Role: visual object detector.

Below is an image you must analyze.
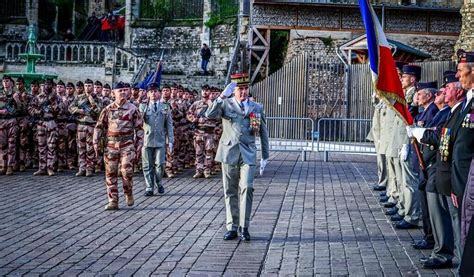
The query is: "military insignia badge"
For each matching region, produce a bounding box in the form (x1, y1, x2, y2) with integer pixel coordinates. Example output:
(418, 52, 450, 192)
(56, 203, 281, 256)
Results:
(439, 128, 452, 162)
(249, 112, 261, 135)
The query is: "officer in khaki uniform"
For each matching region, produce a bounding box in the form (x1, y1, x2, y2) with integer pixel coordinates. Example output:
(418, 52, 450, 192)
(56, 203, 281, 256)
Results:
(139, 83, 174, 196)
(205, 73, 270, 242)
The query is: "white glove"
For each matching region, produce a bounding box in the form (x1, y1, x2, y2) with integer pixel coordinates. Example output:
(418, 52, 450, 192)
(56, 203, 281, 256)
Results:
(259, 158, 268, 176)
(168, 143, 173, 153)
(221, 82, 237, 98)
(406, 126, 414, 138)
(400, 144, 409, 161)
(412, 128, 426, 142)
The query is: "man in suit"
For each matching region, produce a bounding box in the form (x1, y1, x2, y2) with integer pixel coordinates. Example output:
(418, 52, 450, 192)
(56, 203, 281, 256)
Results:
(139, 83, 174, 196)
(205, 73, 270, 242)
(410, 75, 465, 269)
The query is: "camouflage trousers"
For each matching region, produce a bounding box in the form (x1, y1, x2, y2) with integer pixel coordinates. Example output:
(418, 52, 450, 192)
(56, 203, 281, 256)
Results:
(27, 120, 39, 167)
(184, 127, 194, 168)
(17, 117, 29, 167)
(105, 142, 135, 204)
(77, 124, 95, 172)
(96, 137, 105, 171)
(0, 118, 18, 168)
(66, 123, 78, 168)
(37, 120, 58, 172)
(193, 131, 216, 174)
(165, 127, 182, 174)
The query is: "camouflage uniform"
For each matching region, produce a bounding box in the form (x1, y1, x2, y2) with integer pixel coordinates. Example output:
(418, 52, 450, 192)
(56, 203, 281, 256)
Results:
(129, 95, 144, 173)
(213, 120, 223, 173)
(0, 89, 19, 174)
(186, 99, 218, 178)
(62, 94, 78, 169)
(28, 91, 62, 175)
(69, 93, 102, 176)
(16, 89, 30, 171)
(167, 98, 186, 175)
(93, 100, 144, 209)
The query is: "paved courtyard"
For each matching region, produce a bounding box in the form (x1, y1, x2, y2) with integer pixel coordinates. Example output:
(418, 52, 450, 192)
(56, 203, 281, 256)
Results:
(0, 152, 458, 276)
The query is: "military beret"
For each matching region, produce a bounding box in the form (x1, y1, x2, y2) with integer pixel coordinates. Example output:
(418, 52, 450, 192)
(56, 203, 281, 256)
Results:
(132, 82, 139, 89)
(230, 72, 250, 86)
(31, 80, 39, 85)
(417, 81, 438, 91)
(123, 83, 131, 88)
(395, 61, 407, 72)
(16, 77, 24, 83)
(162, 84, 170, 89)
(457, 49, 474, 63)
(402, 65, 422, 82)
(114, 81, 125, 89)
(94, 80, 103, 86)
(104, 83, 111, 89)
(171, 83, 178, 88)
(441, 74, 459, 88)
(45, 78, 54, 85)
(147, 82, 159, 90)
(57, 80, 65, 86)
(84, 79, 93, 84)
(66, 82, 75, 88)
(76, 81, 84, 87)
(201, 84, 210, 90)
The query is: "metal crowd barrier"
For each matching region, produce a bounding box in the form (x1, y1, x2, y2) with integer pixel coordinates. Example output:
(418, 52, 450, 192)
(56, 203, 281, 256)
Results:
(258, 117, 315, 161)
(316, 118, 375, 161)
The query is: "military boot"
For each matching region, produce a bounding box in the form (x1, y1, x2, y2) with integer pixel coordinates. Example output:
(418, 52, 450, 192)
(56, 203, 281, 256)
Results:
(19, 164, 26, 172)
(85, 170, 94, 177)
(193, 171, 203, 178)
(0, 167, 5, 175)
(33, 170, 47, 176)
(204, 172, 212, 179)
(5, 167, 14, 176)
(165, 171, 175, 178)
(104, 202, 119, 210)
(47, 169, 56, 176)
(125, 194, 135, 207)
(76, 170, 86, 177)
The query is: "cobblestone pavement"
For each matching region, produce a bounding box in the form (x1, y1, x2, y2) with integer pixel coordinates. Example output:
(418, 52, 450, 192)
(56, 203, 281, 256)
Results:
(0, 152, 457, 276)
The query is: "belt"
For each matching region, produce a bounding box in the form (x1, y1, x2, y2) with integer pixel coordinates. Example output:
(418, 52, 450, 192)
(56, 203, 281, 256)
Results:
(197, 126, 214, 132)
(41, 117, 56, 121)
(78, 121, 96, 126)
(107, 134, 134, 142)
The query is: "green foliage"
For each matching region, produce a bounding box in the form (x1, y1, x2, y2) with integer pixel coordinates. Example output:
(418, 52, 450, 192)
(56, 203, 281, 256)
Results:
(205, 14, 224, 28)
(141, 0, 172, 21)
(269, 31, 289, 74)
(319, 36, 334, 48)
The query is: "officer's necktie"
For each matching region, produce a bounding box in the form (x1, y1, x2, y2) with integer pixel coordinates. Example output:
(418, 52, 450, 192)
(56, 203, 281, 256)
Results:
(154, 102, 157, 112)
(240, 102, 245, 113)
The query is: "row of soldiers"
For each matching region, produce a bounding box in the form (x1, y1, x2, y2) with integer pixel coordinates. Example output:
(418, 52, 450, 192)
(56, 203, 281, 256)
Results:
(369, 50, 474, 274)
(0, 76, 225, 180)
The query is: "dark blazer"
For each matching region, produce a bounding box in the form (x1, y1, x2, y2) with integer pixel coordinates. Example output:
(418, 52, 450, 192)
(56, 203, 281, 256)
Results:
(461, 159, 474, 250)
(451, 98, 474, 197)
(422, 104, 463, 196)
(416, 102, 439, 128)
(419, 106, 449, 192)
(460, 212, 474, 277)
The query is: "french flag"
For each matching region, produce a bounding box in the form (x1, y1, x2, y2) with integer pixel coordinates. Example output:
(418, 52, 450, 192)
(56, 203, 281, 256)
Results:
(358, 0, 413, 125)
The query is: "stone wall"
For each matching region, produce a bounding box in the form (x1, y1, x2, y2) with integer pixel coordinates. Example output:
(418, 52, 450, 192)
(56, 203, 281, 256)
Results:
(455, 3, 474, 54)
(252, 4, 461, 34)
(408, 37, 457, 61)
(130, 23, 236, 79)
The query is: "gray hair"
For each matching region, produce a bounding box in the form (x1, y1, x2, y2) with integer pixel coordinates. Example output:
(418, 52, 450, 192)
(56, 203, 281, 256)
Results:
(420, 88, 437, 99)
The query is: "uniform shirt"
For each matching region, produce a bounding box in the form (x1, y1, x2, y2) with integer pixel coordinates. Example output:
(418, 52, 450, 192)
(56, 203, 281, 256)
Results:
(28, 92, 62, 120)
(68, 93, 102, 124)
(93, 100, 144, 149)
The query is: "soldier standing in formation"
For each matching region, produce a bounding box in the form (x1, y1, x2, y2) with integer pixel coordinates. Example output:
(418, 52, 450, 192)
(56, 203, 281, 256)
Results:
(69, 79, 102, 177)
(29, 79, 62, 176)
(187, 84, 218, 178)
(0, 76, 20, 175)
(93, 82, 144, 210)
(140, 83, 174, 196)
(15, 77, 30, 172)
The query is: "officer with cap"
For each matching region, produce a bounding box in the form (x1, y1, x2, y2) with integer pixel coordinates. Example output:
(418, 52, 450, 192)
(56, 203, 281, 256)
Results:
(140, 83, 174, 196)
(205, 73, 270, 241)
(0, 76, 20, 175)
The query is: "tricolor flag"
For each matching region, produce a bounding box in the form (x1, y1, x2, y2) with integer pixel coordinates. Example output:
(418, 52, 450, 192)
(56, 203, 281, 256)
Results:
(358, 0, 413, 125)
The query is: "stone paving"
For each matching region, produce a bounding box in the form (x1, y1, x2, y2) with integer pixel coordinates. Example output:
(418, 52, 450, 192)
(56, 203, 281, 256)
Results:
(0, 152, 457, 276)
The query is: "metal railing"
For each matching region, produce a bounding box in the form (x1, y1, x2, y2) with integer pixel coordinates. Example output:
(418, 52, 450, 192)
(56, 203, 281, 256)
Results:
(263, 117, 315, 161)
(316, 118, 375, 161)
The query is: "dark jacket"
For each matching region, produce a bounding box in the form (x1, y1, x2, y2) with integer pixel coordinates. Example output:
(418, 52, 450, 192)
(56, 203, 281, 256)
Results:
(200, 47, 211, 60)
(460, 211, 474, 276)
(422, 104, 463, 196)
(451, 97, 474, 197)
(419, 106, 449, 192)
